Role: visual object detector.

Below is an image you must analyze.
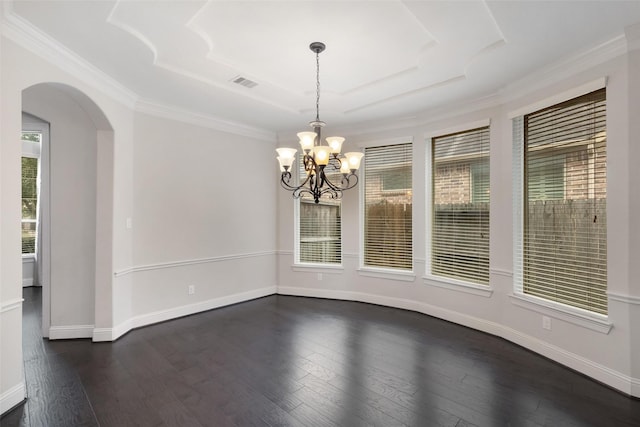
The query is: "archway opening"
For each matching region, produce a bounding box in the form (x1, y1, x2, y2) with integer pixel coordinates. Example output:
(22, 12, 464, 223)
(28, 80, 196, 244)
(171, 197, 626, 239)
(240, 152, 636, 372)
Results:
(21, 82, 114, 339)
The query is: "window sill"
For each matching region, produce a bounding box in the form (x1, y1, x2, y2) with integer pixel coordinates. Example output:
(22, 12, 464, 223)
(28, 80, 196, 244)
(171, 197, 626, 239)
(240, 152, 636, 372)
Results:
(509, 293, 613, 334)
(357, 267, 415, 282)
(292, 263, 344, 274)
(423, 274, 493, 298)
(22, 254, 35, 260)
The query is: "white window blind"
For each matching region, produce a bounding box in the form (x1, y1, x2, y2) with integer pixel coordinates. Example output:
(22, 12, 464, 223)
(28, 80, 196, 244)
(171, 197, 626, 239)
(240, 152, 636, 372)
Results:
(518, 88, 607, 315)
(513, 117, 524, 294)
(297, 155, 342, 264)
(431, 127, 490, 285)
(363, 143, 412, 270)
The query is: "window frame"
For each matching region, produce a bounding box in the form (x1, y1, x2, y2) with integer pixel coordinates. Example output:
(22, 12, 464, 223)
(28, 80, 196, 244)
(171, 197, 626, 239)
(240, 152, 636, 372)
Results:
(21, 131, 43, 257)
(511, 84, 612, 332)
(430, 126, 491, 286)
(358, 137, 415, 281)
(293, 152, 344, 268)
(423, 120, 493, 297)
(296, 198, 343, 266)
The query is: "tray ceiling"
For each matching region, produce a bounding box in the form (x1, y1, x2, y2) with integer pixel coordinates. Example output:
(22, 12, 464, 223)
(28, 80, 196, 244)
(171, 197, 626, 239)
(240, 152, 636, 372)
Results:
(5, 0, 640, 133)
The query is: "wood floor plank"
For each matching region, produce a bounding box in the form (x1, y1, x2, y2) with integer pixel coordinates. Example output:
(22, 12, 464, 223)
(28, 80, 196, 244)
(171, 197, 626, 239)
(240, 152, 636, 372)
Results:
(4, 288, 640, 427)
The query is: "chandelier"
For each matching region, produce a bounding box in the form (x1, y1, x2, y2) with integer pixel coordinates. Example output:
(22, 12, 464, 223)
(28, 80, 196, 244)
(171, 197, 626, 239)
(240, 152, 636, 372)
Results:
(276, 42, 364, 204)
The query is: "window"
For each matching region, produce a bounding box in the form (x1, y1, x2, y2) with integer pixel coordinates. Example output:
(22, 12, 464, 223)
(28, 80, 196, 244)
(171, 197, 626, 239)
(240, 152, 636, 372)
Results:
(363, 143, 412, 270)
(431, 127, 490, 285)
(515, 88, 607, 315)
(297, 156, 342, 264)
(21, 131, 42, 255)
(299, 199, 341, 264)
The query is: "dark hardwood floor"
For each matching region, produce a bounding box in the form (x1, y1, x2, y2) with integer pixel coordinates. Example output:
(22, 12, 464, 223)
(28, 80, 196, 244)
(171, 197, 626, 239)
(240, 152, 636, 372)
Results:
(2, 287, 639, 427)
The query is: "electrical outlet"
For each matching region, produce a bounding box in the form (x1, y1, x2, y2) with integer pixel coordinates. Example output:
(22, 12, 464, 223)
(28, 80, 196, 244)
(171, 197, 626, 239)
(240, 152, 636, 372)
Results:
(188, 285, 195, 295)
(542, 316, 552, 330)
(317, 273, 323, 281)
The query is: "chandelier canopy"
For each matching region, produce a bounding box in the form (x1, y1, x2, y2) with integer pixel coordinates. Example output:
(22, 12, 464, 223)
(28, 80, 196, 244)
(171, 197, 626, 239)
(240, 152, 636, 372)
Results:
(277, 42, 364, 204)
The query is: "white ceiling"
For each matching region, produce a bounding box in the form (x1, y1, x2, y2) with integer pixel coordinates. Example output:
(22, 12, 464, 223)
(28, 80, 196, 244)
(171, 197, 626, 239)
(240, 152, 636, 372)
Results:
(6, 0, 640, 134)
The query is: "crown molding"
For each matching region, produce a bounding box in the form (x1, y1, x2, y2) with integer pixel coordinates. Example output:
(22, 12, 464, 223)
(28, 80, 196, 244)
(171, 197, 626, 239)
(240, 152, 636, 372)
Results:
(415, 93, 501, 128)
(335, 32, 627, 138)
(2, 2, 634, 144)
(2, 3, 276, 142)
(499, 34, 627, 105)
(508, 78, 606, 119)
(1, 3, 138, 108)
(135, 99, 275, 142)
(333, 92, 501, 139)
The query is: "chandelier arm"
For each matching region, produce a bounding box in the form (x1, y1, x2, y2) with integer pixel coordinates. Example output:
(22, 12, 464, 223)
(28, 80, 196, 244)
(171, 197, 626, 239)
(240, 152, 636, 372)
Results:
(280, 176, 301, 192)
(318, 173, 342, 193)
(293, 187, 315, 199)
(318, 168, 359, 192)
(340, 173, 359, 190)
(279, 171, 294, 188)
(282, 178, 318, 201)
(280, 171, 313, 192)
(318, 186, 342, 200)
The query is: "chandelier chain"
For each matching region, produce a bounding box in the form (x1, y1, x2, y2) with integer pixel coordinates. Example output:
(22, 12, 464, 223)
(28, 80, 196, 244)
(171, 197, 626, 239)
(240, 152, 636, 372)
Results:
(315, 49, 321, 122)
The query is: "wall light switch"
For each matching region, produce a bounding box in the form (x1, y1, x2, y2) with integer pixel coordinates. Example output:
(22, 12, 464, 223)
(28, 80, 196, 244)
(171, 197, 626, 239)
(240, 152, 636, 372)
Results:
(542, 316, 552, 330)
(126, 217, 133, 229)
(317, 273, 323, 281)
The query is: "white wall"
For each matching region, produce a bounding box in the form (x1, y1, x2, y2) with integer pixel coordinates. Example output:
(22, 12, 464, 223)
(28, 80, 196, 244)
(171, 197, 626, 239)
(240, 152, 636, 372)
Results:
(108, 112, 278, 336)
(276, 44, 640, 396)
(626, 42, 640, 388)
(1, 20, 28, 413)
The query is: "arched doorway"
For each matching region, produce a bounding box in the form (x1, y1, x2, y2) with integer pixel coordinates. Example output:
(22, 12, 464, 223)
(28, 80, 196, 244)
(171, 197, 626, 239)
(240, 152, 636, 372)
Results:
(21, 82, 114, 339)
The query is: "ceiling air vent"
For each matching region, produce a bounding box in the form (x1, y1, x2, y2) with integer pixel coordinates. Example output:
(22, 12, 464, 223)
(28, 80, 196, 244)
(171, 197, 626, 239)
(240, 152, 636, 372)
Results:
(231, 76, 258, 89)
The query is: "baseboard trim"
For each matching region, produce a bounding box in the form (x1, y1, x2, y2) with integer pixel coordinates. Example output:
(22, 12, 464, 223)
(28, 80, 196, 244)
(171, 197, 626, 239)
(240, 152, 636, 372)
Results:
(93, 286, 277, 342)
(49, 324, 95, 340)
(0, 382, 26, 416)
(277, 286, 504, 334)
(500, 326, 636, 396)
(633, 377, 640, 397)
(276, 286, 639, 398)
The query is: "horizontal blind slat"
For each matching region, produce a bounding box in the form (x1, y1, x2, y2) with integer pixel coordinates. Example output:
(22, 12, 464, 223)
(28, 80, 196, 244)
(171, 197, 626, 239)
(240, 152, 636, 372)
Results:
(523, 88, 607, 314)
(299, 193, 341, 263)
(364, 143, 413, 270)
(432, 127, 490, 285)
